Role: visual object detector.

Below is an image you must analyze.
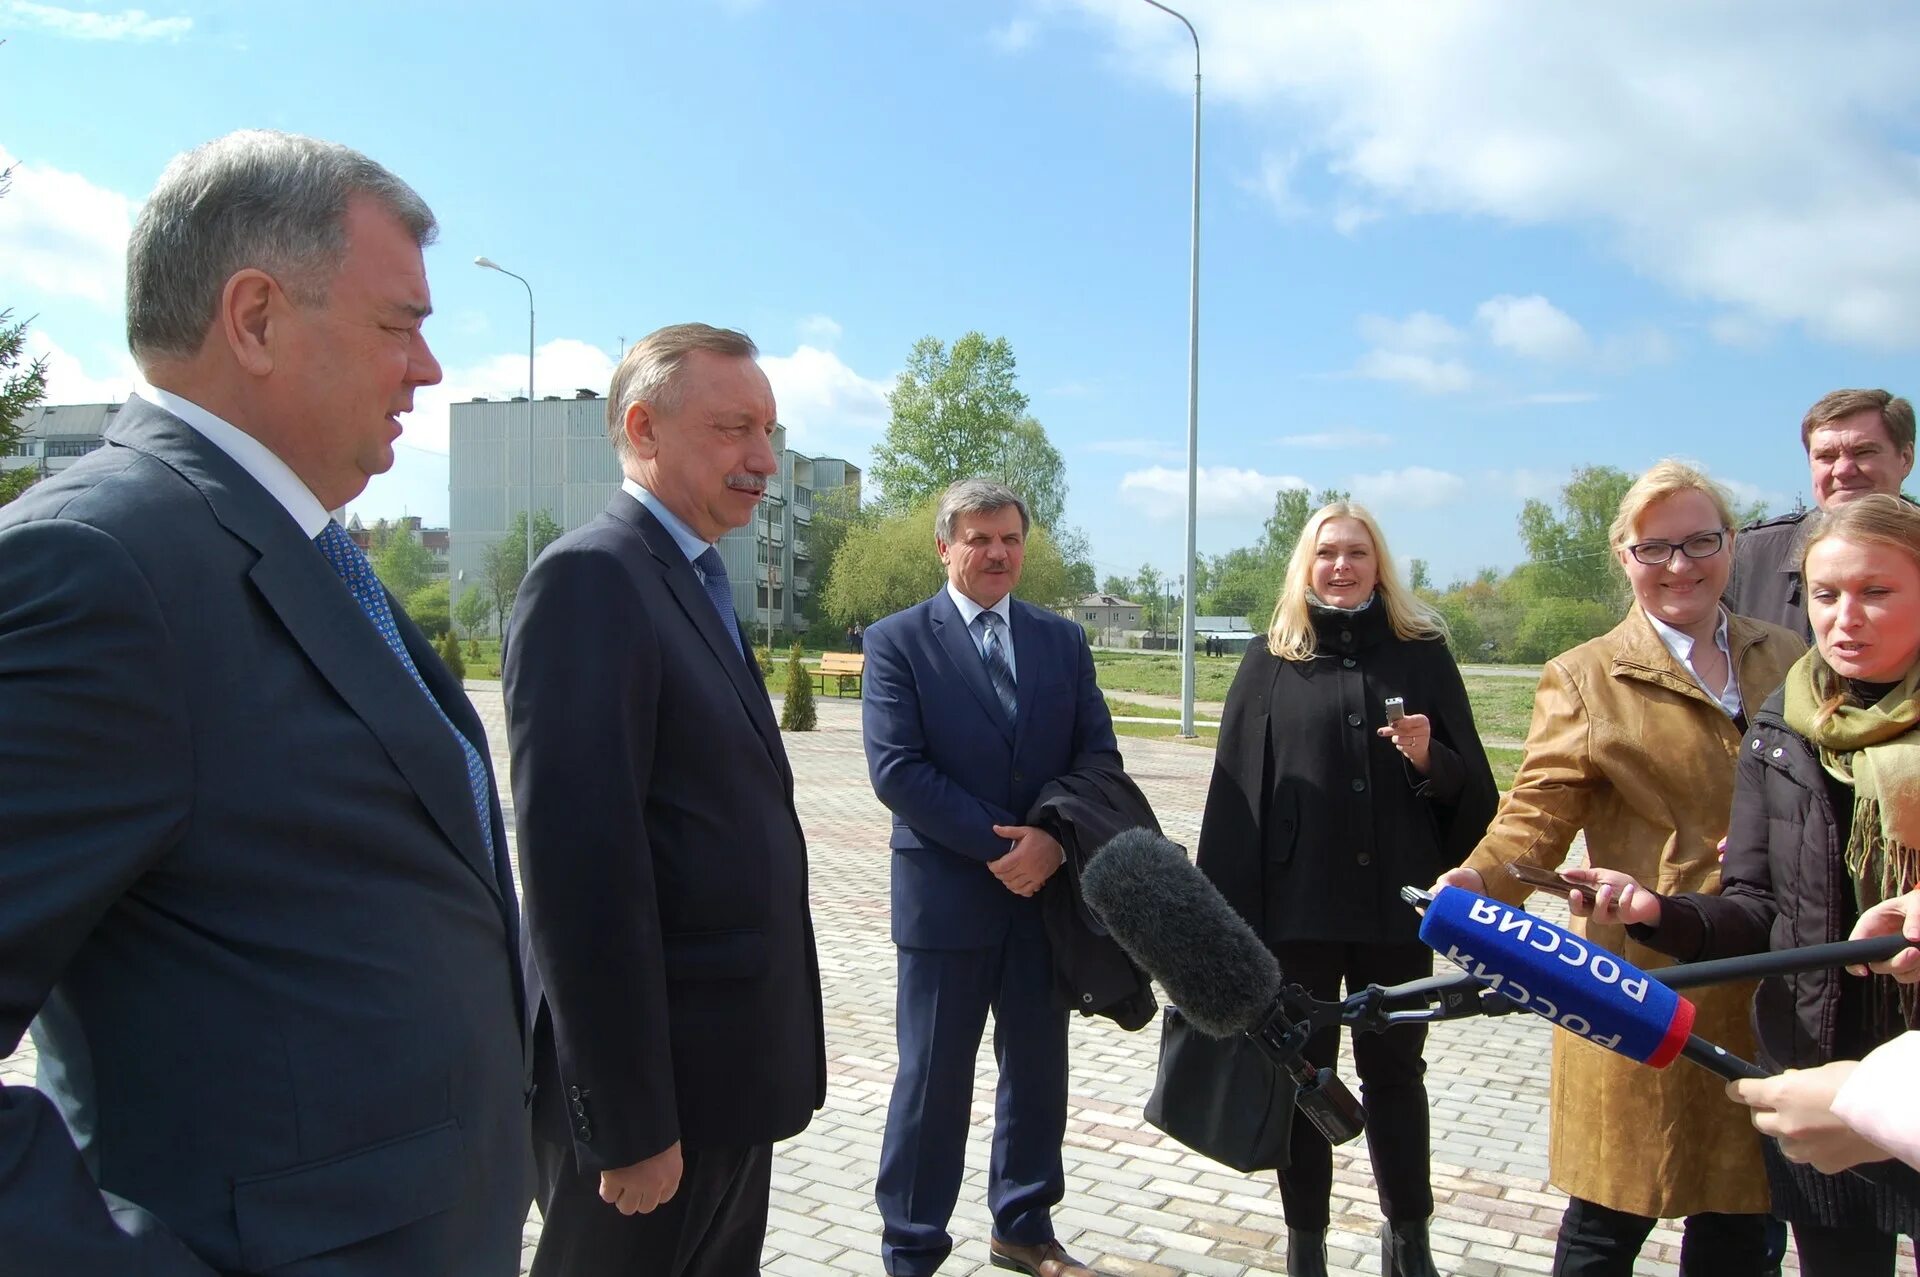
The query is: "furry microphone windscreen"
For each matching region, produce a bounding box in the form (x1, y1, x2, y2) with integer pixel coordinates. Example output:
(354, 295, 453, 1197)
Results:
(1080, 828, 1281, 1038)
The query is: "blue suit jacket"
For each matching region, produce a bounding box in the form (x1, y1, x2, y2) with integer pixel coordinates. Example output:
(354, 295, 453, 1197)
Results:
(862, 591, 1120, 949)
(0, 398, 531, 1275)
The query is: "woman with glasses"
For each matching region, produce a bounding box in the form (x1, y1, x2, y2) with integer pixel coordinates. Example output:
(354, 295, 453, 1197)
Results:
(1200, 501, 1498, 1277)
(1576, 494, 1920, 1275)
(1433, 460, 1805, 1277)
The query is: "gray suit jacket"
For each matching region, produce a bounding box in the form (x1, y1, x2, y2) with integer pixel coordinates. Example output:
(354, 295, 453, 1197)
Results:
(0, 397, 532, 1274)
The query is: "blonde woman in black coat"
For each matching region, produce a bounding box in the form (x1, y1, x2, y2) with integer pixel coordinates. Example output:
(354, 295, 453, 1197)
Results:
(1197, 502, 1498, 1277)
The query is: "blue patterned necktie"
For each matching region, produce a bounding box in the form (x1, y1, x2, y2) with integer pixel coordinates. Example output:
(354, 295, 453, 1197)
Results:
(976, 610, 1018, 723)
(314, 521, 497, 869)
(694, 546, 745, 660)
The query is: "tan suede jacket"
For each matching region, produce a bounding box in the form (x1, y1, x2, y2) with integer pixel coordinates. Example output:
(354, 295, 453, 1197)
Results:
(1462, 607, 1804, 1218)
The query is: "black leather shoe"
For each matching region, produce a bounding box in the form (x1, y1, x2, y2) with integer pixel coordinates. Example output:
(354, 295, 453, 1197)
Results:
(1381, 1219, 1442, 1277)
(1285, 1228, 1328, 1277)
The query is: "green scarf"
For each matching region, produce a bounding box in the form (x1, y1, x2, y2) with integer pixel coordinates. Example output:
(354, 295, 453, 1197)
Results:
(1781, 649, 1920, 914)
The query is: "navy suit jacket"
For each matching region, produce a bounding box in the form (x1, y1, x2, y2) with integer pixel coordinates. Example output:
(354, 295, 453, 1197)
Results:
(0, 397, 531, 1275)
(504, 494, 825, 1172)
(862, 590, 1120, 949)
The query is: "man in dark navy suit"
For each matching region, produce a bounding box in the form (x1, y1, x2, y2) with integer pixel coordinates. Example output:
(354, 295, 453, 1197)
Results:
(0, 131, 530, 1274)
(863, 479, 1120, 1277)
(505, 324, 824, 1277)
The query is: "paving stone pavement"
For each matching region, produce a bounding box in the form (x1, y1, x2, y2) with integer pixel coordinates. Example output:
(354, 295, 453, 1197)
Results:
(14, 684, 1907, 1274)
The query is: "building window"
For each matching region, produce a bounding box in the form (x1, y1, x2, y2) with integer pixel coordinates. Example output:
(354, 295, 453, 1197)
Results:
(45, 439, 103, 458)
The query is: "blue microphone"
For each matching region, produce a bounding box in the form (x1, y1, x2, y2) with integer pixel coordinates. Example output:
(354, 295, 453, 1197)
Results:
(1419, 886, 1762, 1079)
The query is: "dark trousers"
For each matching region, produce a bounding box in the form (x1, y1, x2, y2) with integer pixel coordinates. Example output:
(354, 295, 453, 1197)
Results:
(530, 1138, 772, 1277)
(1553, 1197, 1770, 1277)
(1789, 1220, 1900, 1277)
(877, 917, 1069, 1276)
(1267, 940, 1435, 1232)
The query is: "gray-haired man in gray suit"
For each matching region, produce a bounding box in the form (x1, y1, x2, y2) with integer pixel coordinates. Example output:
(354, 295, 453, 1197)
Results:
(0, 131, 532, 1274)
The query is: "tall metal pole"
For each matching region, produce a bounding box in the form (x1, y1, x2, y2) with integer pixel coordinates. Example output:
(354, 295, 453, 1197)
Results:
(1140, 0, 1201, 736)
(474, 257, 536, 569)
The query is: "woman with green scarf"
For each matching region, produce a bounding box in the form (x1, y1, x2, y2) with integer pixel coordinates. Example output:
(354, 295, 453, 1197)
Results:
(1575, 492, 1920, 1276)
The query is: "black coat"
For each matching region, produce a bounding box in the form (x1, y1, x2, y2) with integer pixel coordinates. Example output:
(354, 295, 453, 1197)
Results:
(1028, 764, 1160, 1030)
(1197, 602, 1498, 944)
(1639, 686, 1920, 1230)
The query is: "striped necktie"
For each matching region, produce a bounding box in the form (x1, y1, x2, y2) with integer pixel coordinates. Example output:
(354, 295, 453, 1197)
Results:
(314, 521, 497, 868)
(976, 610, 1018, 723)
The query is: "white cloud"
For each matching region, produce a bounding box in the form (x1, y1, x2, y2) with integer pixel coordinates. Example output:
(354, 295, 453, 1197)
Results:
(406, 337, 617, 454)
(1476, 293, 1589, 361)
(1118, 465, 1306, 520)
(796, 313, 843, 346)
(1357, 310, 1464, 352)
(0, 144, 135, 307)
(1347, 465, 1467, 511)
(23, 328, 141, 404)
(0, 1, 190, 40)
(989, 16, 1038, 52)
(1243, 150, 1306, 219)
(1279, 428, 1391, 449)
(1720, 476, 1795, 517)
(1353, 349, 1473, 394)
(1707, 312, 1777, 350)
(758, 344, 892, 454)
(1066, 1, 1920, 349)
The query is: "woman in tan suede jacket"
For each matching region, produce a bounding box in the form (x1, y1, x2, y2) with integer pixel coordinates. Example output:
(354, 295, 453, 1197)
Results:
(1434, 461, 1804, 1277)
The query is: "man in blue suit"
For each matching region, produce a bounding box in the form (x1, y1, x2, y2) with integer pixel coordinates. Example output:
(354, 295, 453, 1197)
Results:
(0, 131, 530, 1273)
(864, 479, 1121, 1277)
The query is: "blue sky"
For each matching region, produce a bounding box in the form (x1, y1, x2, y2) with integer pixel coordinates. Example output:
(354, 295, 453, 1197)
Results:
(4, 0, 1918, 589)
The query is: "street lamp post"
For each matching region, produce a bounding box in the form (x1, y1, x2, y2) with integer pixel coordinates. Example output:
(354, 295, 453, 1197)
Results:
(1139, 0, 1201, 737)
(474, 257, 536, 569)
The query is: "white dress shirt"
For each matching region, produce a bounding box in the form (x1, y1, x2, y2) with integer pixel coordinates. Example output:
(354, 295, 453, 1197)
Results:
(1646, 607, 1742, 720)
(945, 581, 1016, 682)
(621, 477, 719, 567)
(142, 389, 331, 537)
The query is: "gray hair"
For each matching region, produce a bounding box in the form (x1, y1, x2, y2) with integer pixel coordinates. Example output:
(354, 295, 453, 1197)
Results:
(606, 323, 759, 466)
(126, 130, 436, 363)
(935, 478, 1030, 542)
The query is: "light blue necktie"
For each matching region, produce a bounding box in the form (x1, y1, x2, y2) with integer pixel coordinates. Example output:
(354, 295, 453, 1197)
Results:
(976, 610, 1018, 723)
(314, 521, 497, 868)
(694, 546, 746, 660)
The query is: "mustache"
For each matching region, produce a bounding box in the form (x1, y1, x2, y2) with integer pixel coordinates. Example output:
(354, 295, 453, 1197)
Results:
(724, 475, 767, 493)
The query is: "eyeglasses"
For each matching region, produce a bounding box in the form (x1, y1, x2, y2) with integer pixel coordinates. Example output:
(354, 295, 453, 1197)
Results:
(1625, 530, 1729, 566)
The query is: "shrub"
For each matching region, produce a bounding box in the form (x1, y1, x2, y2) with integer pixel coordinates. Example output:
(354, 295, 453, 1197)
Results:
(436, 628, 466, 681)
(779, 641, 816, 731)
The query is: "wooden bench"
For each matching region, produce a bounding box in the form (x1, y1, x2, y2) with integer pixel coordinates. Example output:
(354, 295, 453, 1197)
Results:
(814, 651, 866, 697)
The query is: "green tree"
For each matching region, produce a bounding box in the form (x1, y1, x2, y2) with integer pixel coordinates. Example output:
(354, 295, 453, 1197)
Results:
(1100, 574, 1133, 599)
(800, 484, 866, 627)
(1262, 485, 1352, 564)
(779, 642, 817, 731)
(1511, 597, 1617, 663)
(1516, 466, 1635, 608)
(372, 529, 435, 602)
(1201, 545, 1281, 622)
(454, 584, 492, 639)
(1052, 524, 1097, 597)
(822, 498, 1075, 625)
(480, 509, 564, 635)
(1409, 558, 1433, 594)
(868, 333, 1068, 530)
(0, 167, 49, 509)
(405, 577, 451, 640)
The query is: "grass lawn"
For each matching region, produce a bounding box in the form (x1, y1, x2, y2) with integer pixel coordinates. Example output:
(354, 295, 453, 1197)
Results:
(1092, 650, 1245, 701)
(1462, 675, 1540, 740)
(1485, 746, 1526, 791)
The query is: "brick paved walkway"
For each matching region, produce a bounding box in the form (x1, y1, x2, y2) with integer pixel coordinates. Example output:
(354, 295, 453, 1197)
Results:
(15, 685, 1895, 1274)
